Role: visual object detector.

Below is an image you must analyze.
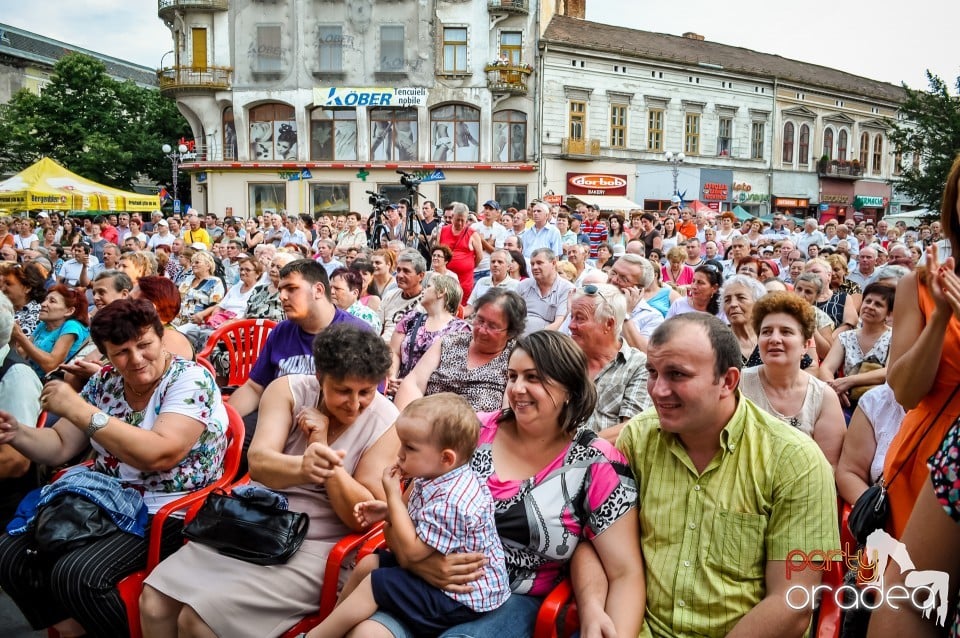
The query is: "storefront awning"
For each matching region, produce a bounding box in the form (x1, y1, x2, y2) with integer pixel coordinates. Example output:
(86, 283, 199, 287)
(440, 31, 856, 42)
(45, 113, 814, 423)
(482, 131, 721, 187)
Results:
(569, 195, 643, 211)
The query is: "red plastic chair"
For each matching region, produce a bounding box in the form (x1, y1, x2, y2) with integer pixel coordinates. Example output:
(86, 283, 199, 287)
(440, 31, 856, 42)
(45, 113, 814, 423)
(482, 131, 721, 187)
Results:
(813, 499, 854, 638)
(534, 580, 580, 638)
(196, 318, 277, 390)
(280, 522, 387, 637)
(47, 403, 245, 638)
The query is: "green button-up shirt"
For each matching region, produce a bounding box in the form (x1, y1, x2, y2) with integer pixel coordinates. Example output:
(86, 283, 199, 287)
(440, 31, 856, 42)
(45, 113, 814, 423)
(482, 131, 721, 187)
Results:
(617, 394, 838, 638)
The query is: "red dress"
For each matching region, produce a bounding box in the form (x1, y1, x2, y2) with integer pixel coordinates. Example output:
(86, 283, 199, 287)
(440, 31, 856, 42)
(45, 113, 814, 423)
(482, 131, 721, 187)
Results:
(439, 225, 476, 305)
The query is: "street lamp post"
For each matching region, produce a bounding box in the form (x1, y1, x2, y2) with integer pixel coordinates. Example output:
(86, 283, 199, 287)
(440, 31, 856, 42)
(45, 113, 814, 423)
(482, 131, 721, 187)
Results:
(664, 150, 685, 199)
(162, 143, 189, 211)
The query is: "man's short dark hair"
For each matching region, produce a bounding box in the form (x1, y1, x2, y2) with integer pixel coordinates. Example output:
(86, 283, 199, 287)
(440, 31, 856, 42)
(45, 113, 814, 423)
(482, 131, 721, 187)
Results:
(279, 259, 331, 300)
(649, 314, 742, 382)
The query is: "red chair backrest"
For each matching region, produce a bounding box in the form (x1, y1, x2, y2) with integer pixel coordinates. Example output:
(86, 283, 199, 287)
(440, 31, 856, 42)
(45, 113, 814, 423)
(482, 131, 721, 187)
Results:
(197, 318, 277, 387)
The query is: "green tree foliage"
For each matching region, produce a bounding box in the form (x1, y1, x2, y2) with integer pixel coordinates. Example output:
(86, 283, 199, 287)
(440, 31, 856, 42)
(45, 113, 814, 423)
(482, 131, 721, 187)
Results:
(0, 53, 189, 190)
(888, 71, 960, 211)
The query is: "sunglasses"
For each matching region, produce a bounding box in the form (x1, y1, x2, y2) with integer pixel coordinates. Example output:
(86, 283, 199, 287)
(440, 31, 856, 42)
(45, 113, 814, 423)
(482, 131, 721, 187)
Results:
(582, 283, 616, 307)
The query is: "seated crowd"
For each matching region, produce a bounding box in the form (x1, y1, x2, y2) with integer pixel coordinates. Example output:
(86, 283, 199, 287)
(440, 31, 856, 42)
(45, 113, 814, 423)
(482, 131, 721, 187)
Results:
(1, 156, 960, 638)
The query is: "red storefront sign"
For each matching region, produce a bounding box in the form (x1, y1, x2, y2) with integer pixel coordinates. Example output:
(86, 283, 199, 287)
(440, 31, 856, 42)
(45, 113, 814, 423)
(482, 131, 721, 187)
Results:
(702, 182, 729, 201)
(566, 173, 628, 196)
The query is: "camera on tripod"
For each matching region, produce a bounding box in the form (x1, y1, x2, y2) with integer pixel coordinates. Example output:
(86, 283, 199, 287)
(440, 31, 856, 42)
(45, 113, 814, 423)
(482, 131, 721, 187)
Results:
(367, 191, 390, 208)
(397, 170, 422, 190)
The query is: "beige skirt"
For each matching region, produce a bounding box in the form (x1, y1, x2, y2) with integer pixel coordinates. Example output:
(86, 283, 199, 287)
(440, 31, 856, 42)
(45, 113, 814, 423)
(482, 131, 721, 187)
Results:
(145, 538, 344, 637)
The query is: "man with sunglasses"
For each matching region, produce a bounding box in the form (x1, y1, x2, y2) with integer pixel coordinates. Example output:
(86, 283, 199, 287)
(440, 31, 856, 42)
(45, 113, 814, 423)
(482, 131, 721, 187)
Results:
(568, 282, 651, 444)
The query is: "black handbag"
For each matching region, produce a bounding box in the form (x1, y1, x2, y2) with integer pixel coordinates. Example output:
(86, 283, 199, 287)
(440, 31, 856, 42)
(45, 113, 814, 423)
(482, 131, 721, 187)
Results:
(847, 384, 960, 545)
(182, 488, 309, 565)
(32, 492, 121, 555)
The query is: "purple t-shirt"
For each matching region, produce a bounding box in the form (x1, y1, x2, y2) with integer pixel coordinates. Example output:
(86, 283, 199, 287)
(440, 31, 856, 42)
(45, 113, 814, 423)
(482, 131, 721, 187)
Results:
(248, 308, 370, 388)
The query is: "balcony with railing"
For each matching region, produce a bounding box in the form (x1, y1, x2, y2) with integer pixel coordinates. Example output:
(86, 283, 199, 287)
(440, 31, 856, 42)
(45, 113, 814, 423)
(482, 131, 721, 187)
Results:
(561, 138, 601, 159)
(488, 0, 529, 14)
(158, 0, 228, 22)
(484, 63, 532, 96)
(818, 160, 864, 179)
(158, 65, 232, 96)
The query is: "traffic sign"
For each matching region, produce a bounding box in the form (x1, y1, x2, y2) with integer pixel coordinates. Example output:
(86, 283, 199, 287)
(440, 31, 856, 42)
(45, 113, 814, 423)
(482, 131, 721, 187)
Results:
(173, 199, 181, 213)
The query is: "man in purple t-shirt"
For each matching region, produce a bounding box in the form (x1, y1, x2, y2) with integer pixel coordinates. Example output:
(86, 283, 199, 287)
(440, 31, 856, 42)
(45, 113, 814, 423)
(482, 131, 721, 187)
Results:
(228, 260, 370, 459)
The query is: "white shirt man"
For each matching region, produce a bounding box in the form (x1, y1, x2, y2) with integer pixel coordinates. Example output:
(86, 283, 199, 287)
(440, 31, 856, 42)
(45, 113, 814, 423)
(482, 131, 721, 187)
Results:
(848, 246, 879, 288)
(315, 239, 344, 277)
(59, 243, 100, 287)
(464, 250, 519, 316)
(796, 219, 827, 258)
(147, 220, 175, 249)
(471, 201, 510, 278)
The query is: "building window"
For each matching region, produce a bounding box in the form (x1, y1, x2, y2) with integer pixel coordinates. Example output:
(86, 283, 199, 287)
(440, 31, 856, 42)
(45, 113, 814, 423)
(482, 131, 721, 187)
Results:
(750, 122, 764, 160)
(822, 127, 834, 161)
(311, 184, 350, 215)
(254, 25, 283, 73)
(610, 104, 627, 149)
(495, 185, 527, 210)
(798, 124, 809, 165)
(222, 107, 238, 160)
(249, 103, 296, 161)
(569, 101, 585, 141)
(717, 117, 732, 156)
(499, 31, 522, 65)
(442, 27, 468, 74)
(860, 132, 870, 166)
(647, 108, 663, 151)
(782, 122, 794, 164)
(873, 134, 883, 174)
(439, 184, 478, 211)
(310, 108, 357, 161)
(249, 183, 286, 218)
(894, 151, 903, 176)
(317, 25, 343, 73)
(684, 113, 700, 155)
(493, 110, 526, 162)
(838, 129, 848, 161)
(370, 108, 418, 161)
(380, 25, 404, 72)
(430, 104, 480, 161)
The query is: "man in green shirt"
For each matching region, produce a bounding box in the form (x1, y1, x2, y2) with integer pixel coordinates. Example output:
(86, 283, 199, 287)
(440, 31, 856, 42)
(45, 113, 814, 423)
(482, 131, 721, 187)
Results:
(617, 313, 838, 638)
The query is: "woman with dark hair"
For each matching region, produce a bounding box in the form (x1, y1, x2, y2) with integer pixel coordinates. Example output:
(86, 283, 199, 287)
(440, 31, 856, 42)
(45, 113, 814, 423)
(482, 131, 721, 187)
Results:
(507, 249, 529, 280)
(606, 213, 628, 254)
(666, 262, 725, 320)
(395, 288, 525, 412)
(368, 330, 643, 638)
(349, 258, 382, 312)
(660, 216, 680, 253)
(329, 268, 382, 332)
(740, 291, 845, 468)
(1, 262, 47, 336)
(141, 324, 400, 638)
(429, 244, 454, 279)
(0, 298, 228, 637)
(11, 284, 89, 377)
(387, 274, 469, 395)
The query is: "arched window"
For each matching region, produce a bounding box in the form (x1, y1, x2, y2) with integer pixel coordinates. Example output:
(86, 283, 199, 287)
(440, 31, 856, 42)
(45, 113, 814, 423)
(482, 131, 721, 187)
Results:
(493, 110, 527, 162)
(873, 134, 883, 173)
(370, 108, 418, 161)
(860, 132, 870, 166)
(310, 108, 357, 160)
(822, 127, 834, 161)
(249, 103, 296, 161)
(222, 107, 237, 160)
(430, 104, 480, 161)
(798, 124, 809, 165)
(782, 122, 795, 164)
(837, 129, 848, 161)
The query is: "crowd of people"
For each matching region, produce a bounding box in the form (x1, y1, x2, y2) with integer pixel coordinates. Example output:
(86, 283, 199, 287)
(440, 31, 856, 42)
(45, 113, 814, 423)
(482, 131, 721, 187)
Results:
(0, 153, 959, 638)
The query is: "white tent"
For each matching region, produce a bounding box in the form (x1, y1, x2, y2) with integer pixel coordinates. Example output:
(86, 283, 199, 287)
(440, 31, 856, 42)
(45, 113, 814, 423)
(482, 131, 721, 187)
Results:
(884, 208, 934, 227)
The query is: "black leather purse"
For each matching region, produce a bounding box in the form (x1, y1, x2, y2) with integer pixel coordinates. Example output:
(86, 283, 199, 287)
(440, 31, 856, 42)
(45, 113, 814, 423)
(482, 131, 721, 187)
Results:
(183, 488, 309, 565)
(32, 493, 121, 555)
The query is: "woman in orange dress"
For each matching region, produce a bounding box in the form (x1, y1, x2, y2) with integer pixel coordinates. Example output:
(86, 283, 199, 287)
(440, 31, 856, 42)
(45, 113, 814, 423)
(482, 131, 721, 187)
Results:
(884, 153, 960, 537)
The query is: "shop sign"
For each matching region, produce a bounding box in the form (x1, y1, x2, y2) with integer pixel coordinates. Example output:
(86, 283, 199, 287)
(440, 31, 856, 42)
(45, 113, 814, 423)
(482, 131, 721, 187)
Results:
(566, 173, 628, 196)
(702, 182, 729, 201)
(314, 87, 428, 107)
(732, 182, 768, 203)
(774, 198, 809, 208)
(854, 195, 885, 208)
(822, 194, 849, 204)
(544, 195, 563, 206)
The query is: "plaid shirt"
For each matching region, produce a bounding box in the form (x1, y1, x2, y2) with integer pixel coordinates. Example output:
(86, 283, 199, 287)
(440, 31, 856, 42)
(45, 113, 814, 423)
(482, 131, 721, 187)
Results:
(584, 340, 651, 433)
(408, 465, 511, 612)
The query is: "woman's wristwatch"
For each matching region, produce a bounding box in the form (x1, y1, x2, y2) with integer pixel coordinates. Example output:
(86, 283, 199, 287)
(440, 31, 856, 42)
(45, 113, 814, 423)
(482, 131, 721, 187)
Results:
(85, 411, 109, 437)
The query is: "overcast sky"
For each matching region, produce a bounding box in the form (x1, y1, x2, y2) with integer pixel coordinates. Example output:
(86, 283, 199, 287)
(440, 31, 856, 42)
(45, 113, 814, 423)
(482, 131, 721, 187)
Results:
(1, 0, 956, 90)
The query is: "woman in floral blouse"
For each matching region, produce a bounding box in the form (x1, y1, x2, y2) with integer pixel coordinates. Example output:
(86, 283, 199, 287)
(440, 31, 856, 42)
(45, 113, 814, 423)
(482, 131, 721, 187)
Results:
(0, 298, 228, 637)
(175, 251, 224, 326)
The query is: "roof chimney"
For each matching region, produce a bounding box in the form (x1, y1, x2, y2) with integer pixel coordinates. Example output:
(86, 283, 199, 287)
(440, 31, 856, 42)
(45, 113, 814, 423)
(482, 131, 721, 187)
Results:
(560, 0, 586, 19)
(682, 32, 705, 41)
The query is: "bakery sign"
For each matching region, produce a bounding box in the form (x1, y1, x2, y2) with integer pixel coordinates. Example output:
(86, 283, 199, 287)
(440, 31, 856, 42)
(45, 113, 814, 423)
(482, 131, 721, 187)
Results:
(566, 173, 628, 196)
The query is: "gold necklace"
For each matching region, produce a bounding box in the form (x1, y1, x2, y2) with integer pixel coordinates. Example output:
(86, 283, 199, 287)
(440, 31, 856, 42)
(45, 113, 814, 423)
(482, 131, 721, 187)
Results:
(124, 353, 171, 399)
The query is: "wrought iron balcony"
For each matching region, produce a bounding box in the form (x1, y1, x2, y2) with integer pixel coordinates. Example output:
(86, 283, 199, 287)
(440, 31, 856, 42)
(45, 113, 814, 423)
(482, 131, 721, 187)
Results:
(158, 0, 228, 23)
(158, 65, 232, 97)
(818, 160, 864, 179)
(488, 0, 529, 14)
(484, 63, 532, 96)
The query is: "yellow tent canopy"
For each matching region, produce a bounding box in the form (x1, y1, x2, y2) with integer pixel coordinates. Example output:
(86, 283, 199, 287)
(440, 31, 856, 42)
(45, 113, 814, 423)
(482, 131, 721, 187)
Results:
(0, 157, 160, 213)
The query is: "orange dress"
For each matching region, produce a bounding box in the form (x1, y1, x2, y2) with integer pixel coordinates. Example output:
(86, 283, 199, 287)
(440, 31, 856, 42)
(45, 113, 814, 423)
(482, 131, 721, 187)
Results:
(883, 277, 960, 537)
